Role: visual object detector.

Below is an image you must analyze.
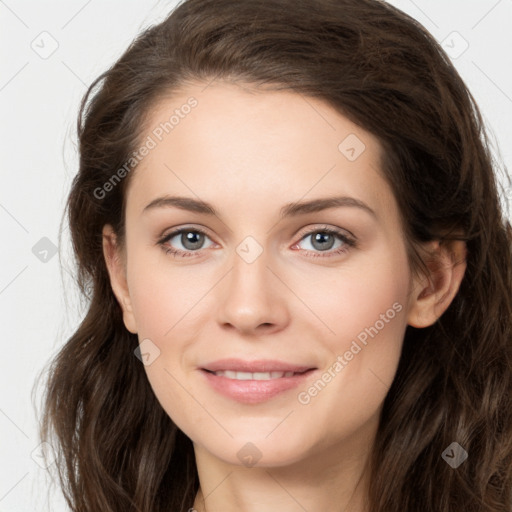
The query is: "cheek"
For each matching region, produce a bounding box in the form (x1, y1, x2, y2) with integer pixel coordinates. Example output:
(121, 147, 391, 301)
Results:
(294, 245, 410, 349)
(125, 254, 205, 430)
(298, 244, 411, 411)
(289, 263, 409, 446)
(126, 247, 200, 338)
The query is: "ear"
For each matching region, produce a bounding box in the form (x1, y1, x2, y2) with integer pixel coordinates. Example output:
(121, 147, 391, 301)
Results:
(407, 239, 467, 328)
(102, 224, 138, 334)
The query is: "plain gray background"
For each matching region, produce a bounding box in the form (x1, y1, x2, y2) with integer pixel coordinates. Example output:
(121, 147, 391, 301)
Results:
(1, 1, 511, 510)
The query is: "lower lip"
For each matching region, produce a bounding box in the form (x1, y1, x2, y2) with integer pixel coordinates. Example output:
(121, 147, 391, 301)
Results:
(200, 369, 317, 404)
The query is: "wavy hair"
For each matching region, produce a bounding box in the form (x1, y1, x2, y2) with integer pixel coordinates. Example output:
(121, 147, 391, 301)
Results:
(37, 0, 512, 510)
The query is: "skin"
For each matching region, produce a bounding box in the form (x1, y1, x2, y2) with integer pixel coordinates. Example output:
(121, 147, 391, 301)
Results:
(102, 81, 467, 512)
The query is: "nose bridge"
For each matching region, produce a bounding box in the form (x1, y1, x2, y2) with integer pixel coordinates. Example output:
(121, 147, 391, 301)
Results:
(216, 235, 288, 333)
(232, 237, 270, 294)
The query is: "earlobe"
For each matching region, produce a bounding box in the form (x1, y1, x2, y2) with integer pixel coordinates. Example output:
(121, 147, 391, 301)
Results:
(102, 224, 138, 334)
(407, 239, 467, 328)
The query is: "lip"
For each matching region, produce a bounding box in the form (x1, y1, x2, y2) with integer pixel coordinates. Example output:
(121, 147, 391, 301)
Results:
(199, 359, 317, 404)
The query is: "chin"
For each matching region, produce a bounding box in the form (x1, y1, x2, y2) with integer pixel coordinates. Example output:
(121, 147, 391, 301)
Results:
(199, 435, 314, 469)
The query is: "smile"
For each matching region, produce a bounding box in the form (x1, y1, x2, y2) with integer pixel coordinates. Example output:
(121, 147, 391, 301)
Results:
(200, 368, 317, 404)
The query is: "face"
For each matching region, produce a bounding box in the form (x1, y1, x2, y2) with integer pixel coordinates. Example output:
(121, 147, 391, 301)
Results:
(105, 81, 420, 469)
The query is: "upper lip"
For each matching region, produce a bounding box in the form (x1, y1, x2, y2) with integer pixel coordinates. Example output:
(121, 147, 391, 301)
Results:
(201, 358, 316, 373)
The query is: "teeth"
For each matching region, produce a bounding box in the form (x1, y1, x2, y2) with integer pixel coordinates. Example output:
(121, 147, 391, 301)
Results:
(212, 370, 296, 380)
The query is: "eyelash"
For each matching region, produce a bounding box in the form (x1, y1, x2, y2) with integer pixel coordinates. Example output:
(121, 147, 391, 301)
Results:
(157, 225, 357, 259)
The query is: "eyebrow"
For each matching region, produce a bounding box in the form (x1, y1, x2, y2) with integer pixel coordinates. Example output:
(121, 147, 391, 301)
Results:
(142, 195, 377, 220)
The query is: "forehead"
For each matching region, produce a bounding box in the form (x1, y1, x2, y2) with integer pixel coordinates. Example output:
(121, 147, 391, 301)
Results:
(125, 81, 396, 224)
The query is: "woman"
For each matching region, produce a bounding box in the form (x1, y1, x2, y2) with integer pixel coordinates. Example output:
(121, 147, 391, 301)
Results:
(39, 0, 512, 510)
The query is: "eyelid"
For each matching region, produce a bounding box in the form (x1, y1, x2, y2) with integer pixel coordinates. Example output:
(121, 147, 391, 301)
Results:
(157, 224, 212, 241)
(294, 223, 356, 241)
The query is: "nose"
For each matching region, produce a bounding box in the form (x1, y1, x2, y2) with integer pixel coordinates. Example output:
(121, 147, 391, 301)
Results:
(216, 245, 290, 336)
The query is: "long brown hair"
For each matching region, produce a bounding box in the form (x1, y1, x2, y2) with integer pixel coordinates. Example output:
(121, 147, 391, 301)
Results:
(37, 0, 512, 510)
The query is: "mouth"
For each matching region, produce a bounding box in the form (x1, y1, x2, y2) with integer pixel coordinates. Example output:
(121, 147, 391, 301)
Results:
(200, 358, 316, 374)
(199, 360, 317, 404)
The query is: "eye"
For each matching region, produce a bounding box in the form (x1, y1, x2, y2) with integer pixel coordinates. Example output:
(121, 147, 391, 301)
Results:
(292, 226, 356, 258)
(157, 225, 357, 259)
(157, 227, 215, 258)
